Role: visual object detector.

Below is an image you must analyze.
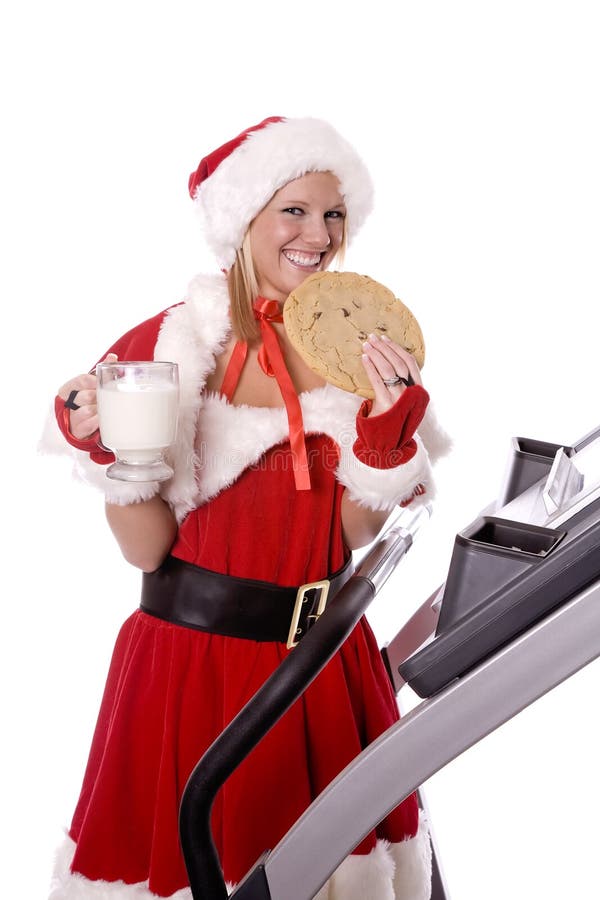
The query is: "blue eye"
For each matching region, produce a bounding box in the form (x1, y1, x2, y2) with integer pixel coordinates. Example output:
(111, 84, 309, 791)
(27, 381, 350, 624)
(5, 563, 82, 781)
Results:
(283, 207, 304, 215)
(325, 210, 346, 219)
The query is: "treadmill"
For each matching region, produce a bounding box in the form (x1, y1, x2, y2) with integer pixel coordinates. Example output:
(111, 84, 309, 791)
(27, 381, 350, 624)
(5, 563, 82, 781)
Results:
(179, 423, 600, 900)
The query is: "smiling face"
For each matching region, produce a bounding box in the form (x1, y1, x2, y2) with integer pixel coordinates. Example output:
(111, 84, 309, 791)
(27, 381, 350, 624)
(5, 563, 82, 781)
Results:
(248, 171, 346, 304)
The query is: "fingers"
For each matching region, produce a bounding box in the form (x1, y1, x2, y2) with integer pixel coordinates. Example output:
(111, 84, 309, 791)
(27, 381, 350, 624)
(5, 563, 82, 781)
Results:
(362, 334, 423, 416)
(57, 375, 100, 441)
(57, 354, 118, 440)
(361, 352, 394, 415)
(94, 352, 118, 372)
(57, 373, 97, 401)
(366, 335, 422, 384)
(70, 405, 100, 440)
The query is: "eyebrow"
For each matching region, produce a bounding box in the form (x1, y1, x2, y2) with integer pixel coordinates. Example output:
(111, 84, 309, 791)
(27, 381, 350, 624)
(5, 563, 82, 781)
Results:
(282, 199, 347, 208)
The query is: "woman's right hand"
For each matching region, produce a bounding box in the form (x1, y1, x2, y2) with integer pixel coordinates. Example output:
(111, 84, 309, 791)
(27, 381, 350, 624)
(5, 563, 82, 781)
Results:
(57, 353, 118, 440)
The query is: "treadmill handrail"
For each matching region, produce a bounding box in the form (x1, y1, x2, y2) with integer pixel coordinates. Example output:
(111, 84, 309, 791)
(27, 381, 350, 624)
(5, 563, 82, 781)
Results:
(178, 505, 430, 900)
(573, 422, 600, 452)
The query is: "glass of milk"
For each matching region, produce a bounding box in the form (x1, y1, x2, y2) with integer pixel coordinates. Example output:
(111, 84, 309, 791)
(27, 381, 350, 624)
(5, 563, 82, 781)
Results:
(96, 361, 179, 482)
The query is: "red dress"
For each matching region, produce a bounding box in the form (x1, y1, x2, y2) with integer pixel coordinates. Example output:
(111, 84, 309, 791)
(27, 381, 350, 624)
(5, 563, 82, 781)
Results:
(48, 276, 441, 898)
(67, 434, 419, 895)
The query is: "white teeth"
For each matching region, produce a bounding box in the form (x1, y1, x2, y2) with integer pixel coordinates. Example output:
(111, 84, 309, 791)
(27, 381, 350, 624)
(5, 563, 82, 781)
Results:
(283, 250, 321, 266)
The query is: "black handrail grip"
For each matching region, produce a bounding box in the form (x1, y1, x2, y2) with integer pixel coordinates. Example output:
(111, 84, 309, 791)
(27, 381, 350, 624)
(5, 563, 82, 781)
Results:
(179, 575, 376, 900)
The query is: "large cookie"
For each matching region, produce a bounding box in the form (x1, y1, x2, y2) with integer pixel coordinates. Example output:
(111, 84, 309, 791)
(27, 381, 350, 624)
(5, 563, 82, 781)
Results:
(283, 271, 425, 398)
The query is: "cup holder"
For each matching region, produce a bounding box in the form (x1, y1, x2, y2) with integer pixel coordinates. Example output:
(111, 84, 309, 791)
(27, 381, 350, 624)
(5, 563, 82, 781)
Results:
(436, 517, 566, 633)
(468, 518, 564, 557)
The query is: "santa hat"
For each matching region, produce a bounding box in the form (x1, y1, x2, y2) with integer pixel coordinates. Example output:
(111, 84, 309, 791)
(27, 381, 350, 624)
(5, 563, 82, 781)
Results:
(188, 116, 374, 269)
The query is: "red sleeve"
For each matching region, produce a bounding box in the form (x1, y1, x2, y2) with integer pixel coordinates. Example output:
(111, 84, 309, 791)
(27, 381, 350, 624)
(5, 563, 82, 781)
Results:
(353, 384, 430, 470)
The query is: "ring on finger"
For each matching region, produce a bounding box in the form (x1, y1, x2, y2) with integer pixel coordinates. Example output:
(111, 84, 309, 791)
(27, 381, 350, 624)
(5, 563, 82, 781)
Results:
(382, 373, 414, 388)
(64, 389, 81, 410)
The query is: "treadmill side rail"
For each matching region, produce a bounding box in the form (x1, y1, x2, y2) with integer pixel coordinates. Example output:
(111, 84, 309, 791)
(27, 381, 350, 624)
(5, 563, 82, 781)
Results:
(262, 578, 600, 900)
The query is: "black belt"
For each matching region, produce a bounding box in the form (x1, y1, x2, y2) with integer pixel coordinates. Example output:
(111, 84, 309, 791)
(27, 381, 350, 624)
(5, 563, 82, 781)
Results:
(140, 555, 354, 648)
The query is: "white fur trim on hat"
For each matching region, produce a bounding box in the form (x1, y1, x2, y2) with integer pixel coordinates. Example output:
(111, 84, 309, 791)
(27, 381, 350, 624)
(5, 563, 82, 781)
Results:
(193, 117, 374, 269)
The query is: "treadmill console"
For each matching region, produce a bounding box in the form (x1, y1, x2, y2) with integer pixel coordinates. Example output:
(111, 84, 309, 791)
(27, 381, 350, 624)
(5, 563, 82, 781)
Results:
(399, 424, 600, 697)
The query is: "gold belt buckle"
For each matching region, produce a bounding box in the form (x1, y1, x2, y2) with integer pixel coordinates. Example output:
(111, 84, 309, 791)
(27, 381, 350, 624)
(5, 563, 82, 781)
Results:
(286, 579, 331, 649)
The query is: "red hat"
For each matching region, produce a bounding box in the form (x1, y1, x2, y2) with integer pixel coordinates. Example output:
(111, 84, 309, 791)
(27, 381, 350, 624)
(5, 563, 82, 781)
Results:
(188, 116, 374, 269)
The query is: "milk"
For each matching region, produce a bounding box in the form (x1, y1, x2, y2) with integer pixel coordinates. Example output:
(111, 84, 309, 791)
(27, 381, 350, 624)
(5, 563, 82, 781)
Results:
(97, 381, 178, 457)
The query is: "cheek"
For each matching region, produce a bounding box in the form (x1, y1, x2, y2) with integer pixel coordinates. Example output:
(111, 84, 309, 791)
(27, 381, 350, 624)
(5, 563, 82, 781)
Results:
(273, 220, 299, 249)
(254, 220, 294, 259)
(328, 224, 345, 255)
(330, 216, 345, 240)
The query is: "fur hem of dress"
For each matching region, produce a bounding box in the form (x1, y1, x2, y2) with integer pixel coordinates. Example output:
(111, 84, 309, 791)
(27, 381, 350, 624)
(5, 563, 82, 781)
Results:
(49, 822, 431, 900)
(39, 272, 451, 517)
(47, 834, 234, 899)
(314, 816, 432, 900)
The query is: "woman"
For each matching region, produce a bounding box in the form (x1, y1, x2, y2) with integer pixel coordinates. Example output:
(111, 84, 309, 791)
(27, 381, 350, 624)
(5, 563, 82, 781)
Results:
(47, 116, 448, 899)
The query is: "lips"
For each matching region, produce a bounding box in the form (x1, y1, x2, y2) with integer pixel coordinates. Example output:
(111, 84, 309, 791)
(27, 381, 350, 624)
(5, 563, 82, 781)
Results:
(282, 249, 323, 268)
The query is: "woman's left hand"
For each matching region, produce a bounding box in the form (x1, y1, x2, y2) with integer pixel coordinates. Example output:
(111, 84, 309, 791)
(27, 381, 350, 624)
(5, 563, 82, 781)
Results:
(361, 334, 423, 417)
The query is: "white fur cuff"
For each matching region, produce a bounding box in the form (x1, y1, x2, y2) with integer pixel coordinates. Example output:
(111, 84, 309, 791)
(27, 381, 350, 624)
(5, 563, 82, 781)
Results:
(39, 407, 161, 506)
(336, 435, 434, 513)
(72, 453, 161, 506)
(68, 452, 161, 506)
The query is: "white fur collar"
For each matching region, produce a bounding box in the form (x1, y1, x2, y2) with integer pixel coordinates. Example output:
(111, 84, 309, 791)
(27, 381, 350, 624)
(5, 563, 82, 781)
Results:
(194, 386, 363, 505)
(41, 271, 451, 518)
(155, 273, 232, 521)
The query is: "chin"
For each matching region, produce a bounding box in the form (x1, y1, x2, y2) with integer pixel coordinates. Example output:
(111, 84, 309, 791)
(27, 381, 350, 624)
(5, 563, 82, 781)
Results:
(285, 265, 324, 293)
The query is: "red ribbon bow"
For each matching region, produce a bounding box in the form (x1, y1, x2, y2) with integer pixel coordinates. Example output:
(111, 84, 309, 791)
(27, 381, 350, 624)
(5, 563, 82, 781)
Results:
(220, 298, 311, 491)
(254, 298, 310, 491)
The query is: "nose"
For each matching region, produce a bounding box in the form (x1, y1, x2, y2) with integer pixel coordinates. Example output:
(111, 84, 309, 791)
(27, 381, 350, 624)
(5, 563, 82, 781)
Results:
(301, 213, 332, 250)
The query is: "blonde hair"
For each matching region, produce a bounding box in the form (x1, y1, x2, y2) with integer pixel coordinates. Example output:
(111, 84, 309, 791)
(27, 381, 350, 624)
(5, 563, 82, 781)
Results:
(227, 233, 261, 342)
(227, 219, 348, 342)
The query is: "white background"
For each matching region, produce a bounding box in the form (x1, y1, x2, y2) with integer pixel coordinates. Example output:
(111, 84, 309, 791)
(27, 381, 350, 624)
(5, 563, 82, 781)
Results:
(3, 1, 600, 897)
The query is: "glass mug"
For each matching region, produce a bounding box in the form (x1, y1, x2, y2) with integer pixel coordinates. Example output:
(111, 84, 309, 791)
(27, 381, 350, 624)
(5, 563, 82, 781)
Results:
(96, 361, 179, 483)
